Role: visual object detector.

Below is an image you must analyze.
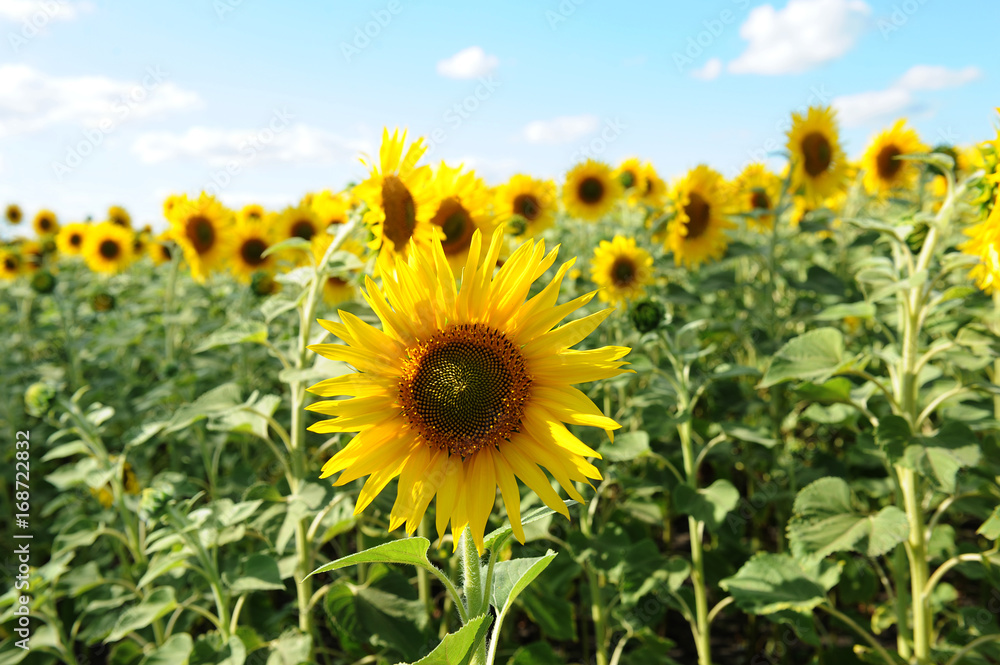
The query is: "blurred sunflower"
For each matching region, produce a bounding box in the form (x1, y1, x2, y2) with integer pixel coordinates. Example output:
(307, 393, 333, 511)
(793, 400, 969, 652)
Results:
(21, 241, 44, 273)
(148, 234, 175, 266)
(666, 165, 735, 268)
(307, 229, 630, 552)
(33, 210, 59, 236)
(425, 163, 496, 269)
(5, 204, 23, 225)
(960, 202, 1000, 293)
(229, 221, 277, 283)
(56, 222, 89, 256)
(163, 194, 186, 222)
(633, 161, 668, 208)
(108, 205, 132, 228)
(0, 249, 20, 279)
(83, 222, 134, 274)
(311, 190, 351, 230)
(862, 119, 928, 197)
(614, 157, 647, 193)
(786, 106, 849, 206)
(562, 159, 623, 221)
(168, 193, 234, 282)
(494, 174, 557, 239)
(734, 163, 782, 232)
(239, 203, 266, 225)
(278, 204, 323, 243)
(590, 235, 654, 307)
(354, 128, 438, 261)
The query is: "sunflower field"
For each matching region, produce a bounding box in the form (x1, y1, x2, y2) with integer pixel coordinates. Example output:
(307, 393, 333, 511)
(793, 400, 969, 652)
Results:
(2, 109, 1000, 665)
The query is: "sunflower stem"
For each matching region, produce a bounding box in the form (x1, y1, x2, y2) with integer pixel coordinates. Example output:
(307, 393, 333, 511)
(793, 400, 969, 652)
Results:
(164, 246, 180, 365)
(679, 417, 712, 665)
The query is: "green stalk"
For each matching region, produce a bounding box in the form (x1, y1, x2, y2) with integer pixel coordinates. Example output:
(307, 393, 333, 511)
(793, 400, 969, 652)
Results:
(459, 527, 487, 665)
(679, 418, 711, 665)
(164, 248, 180, 364)
(579, 508, 609, 665)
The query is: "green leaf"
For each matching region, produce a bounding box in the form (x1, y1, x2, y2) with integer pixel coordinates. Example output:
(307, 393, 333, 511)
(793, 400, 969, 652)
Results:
(978, 505, 1000, 540)
(40, 440, 90, 461)
(718, 423, 778, 448)
(876, 415, 911, 461)
(598, 431, 649, 462)
(106, 587, 178, 642)
(900, 422, 981, 493)
(230, 554, 285, 594)
(190, 634, 246, 665)
(814, 302, 876, 321)
(264, 629, 312, 665)
(800, 265, 845, 296)
(137, 551, 190, 589)
(719, 553, 828, 615)
(262, 236, 312, 257)
(760, 328, 855, 388)
(788, 477, 909, 559)
(194, 321, 268, 354)
(507, 642, 563, 665)
(140, 633, 193, 665)
(673, 480, 739, 531)
(483, 501, 574, 553)
(397, 613, 492, 665)
(490, 552, 557, 618)
(306, 537, 432, 579)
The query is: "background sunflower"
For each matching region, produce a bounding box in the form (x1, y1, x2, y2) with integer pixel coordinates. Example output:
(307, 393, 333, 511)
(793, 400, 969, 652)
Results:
(83, 221, 134, 273)
(862, 119, 929, 196)
(562, 159, 623, 221)
(786, 106, 849, 206)
(666, 164, 735, 268)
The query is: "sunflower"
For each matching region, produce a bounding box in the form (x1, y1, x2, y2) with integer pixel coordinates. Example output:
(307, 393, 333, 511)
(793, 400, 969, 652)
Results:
(163, 194, 186, 222)
(239, 203, 266, 225)
(562, 159, 623, 221)
(21, 241, 44, 273)
(5, 204, 22, 225)
(307, 229, 630, 552)
(494, 175, 558, 240)
(666, 165, 735, 268)
(228, 221, 277, 283)
(786, 106, 850, 206)
(425, 163, 496, 269)
(590, 236, 654, 307)
(0, 249, 21, 279)
(108, 205, 132, 228)
(167, 193, 234, 282)
(148, 234, 175, 266)
(33, 210, 59, 236)
(56, 223, 89, 256)
(82, 222, 134, 274)
(354, 128, 438, 261)
(278, 204, 323, 243)
(633, 161, 668, 208)
(960, 203, 1000, 293)
(614, 158, 647, 193)
(310, 190, 351, 230)
(861, 119, 929, 197)
(733, 163, 782, 232)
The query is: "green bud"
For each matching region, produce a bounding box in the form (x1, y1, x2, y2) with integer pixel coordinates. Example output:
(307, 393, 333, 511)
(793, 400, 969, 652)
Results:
(92, 292, 115, 312)
(250, 271, 278, 296)
(30, 269, 56, 294)
(630, 298, 665, 334)
(24, 382, 55, 418)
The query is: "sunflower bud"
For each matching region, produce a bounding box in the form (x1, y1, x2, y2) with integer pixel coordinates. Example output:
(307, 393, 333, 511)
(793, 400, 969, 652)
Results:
(30, 269, 56, 294)
(250, 271, 279, 296)
(24, 382, 55, 417)
(630, 298, 665, 333)
(139, 488, 170, 523)
(92, 292, 115, 312)
(506, 214, 528, 237)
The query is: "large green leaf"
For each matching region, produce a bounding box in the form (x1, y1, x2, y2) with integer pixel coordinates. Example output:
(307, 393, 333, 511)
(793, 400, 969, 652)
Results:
(598, 431, 650, 462)
(140, 633, 193, 665)
(264, 629, 312, 665)
(106, 587, 178, 642)
(194, 321, 268, 353)
(978, 505, 1000, 540)
(489, 552, 557, 618)
(396, 614, 492, 665)
(307, 537, 433, 578)
(760, 328, 856, 388)
(673, 480, 740, 531)
(788, 477, 909, 559)
(720, 553, 828, 615)
(230, 554, 284, 593)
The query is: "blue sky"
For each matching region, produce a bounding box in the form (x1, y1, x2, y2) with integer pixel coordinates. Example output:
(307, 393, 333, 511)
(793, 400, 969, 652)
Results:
(0, 0, 996, 230)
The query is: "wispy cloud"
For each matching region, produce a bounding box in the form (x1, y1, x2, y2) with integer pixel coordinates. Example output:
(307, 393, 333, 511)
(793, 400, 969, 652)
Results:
(0, 0, 92, 22)
(834, 64, 982, 126)
(522, 114, 599, 145)
(691, 57, 722, 81)
(436, 46, 499, 79)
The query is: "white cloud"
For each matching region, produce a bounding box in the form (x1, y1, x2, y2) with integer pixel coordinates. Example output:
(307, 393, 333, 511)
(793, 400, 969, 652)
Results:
(0, 64, 200, 138)
(728, 0, 870, 75)
(131, 124, 371, 167)
(0, 0, 92, 22)
(691, 58, 722, 81)
(834, 64, 982, 126)
(436, 46, 499, 79)
(895, 65, 981, 91)
(522, 115, 598, 145)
